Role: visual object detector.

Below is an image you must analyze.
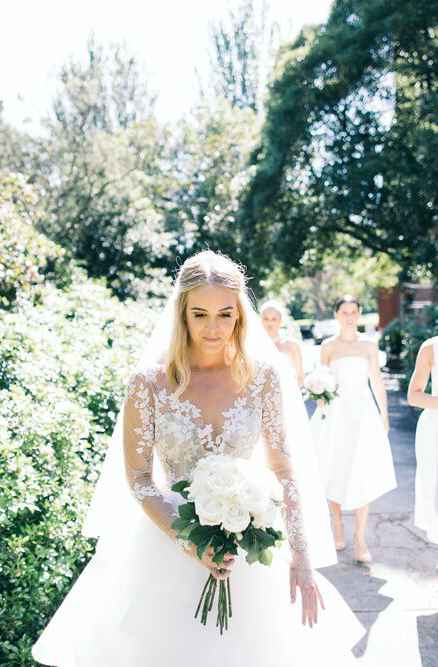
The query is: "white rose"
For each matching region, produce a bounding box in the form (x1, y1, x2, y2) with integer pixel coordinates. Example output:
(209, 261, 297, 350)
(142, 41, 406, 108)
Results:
(221, 499, 251, 533)
(252, 500, 278, 529)
(195, 495, 225, 526)
(309, 377, 325, 395)
(322, 374, 336, 392)
(268, 475, 284, 503)
(191, 456, 244, 499)
(241, 479, 269, 515)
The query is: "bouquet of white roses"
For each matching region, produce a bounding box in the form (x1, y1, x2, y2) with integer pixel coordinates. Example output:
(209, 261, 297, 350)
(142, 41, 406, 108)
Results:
(303, 367, 339, 418)
(171, 454, 285, 634)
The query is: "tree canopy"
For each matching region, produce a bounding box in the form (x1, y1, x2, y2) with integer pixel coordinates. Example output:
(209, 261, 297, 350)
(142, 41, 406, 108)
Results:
(240, 0, 438, 283)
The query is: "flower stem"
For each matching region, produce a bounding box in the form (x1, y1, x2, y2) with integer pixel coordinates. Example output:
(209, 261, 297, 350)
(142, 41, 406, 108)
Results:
(227, 576, 232, 618)
(195, 574, 212, 621)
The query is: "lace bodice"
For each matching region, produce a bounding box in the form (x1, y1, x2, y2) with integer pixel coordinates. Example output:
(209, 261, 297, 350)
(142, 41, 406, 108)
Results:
(123, 361, 309, 562)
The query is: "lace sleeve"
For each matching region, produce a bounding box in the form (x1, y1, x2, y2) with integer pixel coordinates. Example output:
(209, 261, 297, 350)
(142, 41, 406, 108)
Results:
(261, 365, 311, 567)
(123, 372, 176, 539)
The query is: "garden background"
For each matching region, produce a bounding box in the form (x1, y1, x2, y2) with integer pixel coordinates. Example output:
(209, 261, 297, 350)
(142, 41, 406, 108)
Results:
(1, 1, 437, 663)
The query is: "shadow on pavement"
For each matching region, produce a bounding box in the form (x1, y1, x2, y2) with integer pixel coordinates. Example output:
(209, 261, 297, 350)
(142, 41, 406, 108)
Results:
(319, 564, 393, 658)
(417, 613, 438, 667)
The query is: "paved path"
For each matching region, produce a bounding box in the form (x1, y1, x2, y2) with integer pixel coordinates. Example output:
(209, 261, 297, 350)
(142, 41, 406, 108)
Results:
(313, 377, 438, 667)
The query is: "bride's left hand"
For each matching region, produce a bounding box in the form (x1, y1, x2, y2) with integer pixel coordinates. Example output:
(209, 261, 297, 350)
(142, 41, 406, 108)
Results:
(289, 561, 325, 628)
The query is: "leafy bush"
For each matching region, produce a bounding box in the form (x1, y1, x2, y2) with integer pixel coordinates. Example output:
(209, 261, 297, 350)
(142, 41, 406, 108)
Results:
(0, 277, 157, 665)
(399, 306, 438, 390)
(0, 173, 70, 309)
(379, 318, 403, 358)
(380, 307, 438, 390)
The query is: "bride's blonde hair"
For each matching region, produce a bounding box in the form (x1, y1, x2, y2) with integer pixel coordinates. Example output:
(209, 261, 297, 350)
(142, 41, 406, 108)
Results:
(166, 251, 253, 396)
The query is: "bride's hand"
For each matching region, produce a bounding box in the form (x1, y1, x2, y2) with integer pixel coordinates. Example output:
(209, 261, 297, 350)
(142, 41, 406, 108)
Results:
(290, 559, 325, 628)
(197, 546, 236, 580)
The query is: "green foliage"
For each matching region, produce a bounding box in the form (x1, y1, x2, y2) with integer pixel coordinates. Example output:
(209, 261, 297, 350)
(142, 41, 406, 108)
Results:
(379, 318, 403, 358)
(204, 0, 278, 112)
(164, 101, 259, 260)
(0, 278, 156, 665)
(241, 0, 438, 283)
(0, 173, 69, 309)
(380, 306, 438, 390)
(399, 306, 438, 391)
(263, 235, 400, 318)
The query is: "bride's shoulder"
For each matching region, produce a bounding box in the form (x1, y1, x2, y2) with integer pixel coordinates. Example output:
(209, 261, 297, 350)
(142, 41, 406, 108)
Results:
(250, 359, 280, 386)
(127, 363, 166, 395)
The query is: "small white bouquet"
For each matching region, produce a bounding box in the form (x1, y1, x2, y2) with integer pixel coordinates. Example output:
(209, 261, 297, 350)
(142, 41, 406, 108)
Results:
(171, 454, 285, 634)
(303, 367, 339, 418)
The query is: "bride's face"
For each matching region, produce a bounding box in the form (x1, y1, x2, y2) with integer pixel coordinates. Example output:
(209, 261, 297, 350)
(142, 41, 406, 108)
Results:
(185, 285, 239, 355)
(261, 308, 282, 338)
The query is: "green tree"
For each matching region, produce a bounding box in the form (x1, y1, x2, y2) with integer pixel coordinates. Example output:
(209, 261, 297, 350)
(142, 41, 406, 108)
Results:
(162, 100, 259, 261)
(202, 0, 278, 113)
(240, 0, 438, 284)
(264, 236, 401, 318)
(32, 36, 174, 298)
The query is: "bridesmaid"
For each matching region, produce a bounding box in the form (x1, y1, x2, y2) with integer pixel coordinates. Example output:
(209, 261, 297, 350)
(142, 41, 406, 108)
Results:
(407, 336, 438, 568)
(312, 295, 397, 563)
(261, 300, 304, 386)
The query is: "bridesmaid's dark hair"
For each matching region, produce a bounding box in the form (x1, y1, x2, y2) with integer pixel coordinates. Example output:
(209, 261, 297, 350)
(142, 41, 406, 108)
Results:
(334, 295, 361, 312)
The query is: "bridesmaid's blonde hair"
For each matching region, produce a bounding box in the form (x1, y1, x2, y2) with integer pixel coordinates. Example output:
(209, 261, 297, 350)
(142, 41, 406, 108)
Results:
(166, 251, 253, 396)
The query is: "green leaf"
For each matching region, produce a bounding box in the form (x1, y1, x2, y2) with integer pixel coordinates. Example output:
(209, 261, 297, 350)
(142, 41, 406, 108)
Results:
(172, 480, 191, 495)
(245, 549, 260, 564)
(178, 502, 196, 520)
(189, 525, 215, 546)
(259, 549, 273, 566)
(171, 517, 193, 532)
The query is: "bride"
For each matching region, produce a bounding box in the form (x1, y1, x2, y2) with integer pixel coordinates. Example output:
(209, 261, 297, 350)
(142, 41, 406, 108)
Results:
(33, 251, 363, 666)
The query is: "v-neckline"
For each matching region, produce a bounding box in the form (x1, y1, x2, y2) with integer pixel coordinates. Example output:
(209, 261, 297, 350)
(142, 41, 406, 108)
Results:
(156, 366, 264, 443)
(160, 385, 246, 441)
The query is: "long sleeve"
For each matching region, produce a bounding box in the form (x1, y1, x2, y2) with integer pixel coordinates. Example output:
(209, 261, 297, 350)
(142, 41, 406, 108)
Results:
(123, 372, 176, 539)
(261, 365, 311, 568)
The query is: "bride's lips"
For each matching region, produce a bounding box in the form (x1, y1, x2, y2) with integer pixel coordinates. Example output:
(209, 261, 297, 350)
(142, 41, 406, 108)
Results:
(203, 337, 222, 342)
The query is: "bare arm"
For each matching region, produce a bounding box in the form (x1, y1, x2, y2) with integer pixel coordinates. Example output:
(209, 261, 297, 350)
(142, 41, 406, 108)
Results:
(407, 343, 438, 410)
(320, 342, 331, 366)
(368, 345, 389, 431)
(287, 341, 304, 386)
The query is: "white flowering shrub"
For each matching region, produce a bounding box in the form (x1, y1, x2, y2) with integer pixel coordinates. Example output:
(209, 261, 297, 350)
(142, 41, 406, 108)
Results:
(0, 278, 156, 665)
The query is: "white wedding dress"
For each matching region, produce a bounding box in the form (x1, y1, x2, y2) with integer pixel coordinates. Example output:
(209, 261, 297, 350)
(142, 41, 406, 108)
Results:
(33, 361, 363, 666)
(311, 356, 397, 510)
(415, 337, 438, 543)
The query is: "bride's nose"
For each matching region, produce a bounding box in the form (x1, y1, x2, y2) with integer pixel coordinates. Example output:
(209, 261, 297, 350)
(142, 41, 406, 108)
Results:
(205, 317, 221, 331)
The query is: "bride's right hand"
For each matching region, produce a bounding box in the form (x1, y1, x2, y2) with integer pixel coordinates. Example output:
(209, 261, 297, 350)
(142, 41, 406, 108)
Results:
(198, 546, 236, 580)
(290, 559, 325, 628)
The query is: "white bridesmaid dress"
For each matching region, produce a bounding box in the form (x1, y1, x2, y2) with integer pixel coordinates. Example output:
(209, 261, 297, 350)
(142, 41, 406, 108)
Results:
(311, 355, 397, 510)
(415, 337, 438, 543)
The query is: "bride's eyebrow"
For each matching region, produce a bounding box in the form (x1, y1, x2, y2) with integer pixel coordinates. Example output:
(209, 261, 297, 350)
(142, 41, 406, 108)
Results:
(190, 306, 235, 312)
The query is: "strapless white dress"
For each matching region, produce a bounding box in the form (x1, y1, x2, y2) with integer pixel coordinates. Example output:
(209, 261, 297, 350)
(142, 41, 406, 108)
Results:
(415, 337, 438, 543)
(311, 356, 397, 510)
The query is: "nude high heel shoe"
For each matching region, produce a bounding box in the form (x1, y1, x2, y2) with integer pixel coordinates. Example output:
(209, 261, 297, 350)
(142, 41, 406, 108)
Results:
(333, 520, 345, 551)
(353, 535, 372, 564)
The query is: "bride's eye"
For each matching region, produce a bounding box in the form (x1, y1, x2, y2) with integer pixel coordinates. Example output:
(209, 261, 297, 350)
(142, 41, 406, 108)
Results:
(220, 313, 232, 318)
